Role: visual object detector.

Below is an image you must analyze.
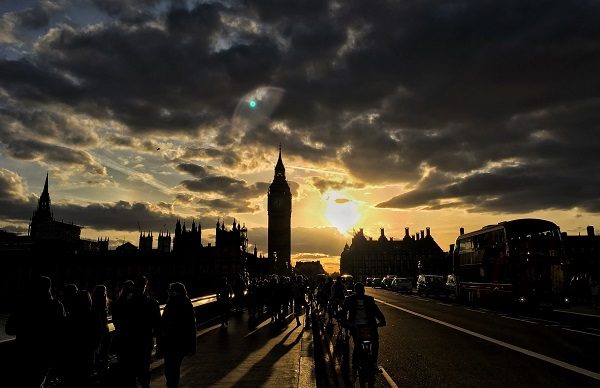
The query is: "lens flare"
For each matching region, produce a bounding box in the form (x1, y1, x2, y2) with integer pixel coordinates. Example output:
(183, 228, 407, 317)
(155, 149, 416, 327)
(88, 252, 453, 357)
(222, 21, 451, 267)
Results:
(232, 86, 285, 131)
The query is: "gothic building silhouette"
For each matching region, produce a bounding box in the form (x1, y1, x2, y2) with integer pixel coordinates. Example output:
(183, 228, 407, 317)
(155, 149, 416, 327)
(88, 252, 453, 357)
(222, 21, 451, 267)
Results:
(268, 146, 292, 273)
(28, 173, 81, 245)
(341, 227, 444, 281)
(173, 219, 201, 254)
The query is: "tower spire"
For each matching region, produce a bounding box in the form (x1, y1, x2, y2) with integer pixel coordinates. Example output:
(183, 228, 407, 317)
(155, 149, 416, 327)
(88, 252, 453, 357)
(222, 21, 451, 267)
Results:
(275, 144, 285, 178)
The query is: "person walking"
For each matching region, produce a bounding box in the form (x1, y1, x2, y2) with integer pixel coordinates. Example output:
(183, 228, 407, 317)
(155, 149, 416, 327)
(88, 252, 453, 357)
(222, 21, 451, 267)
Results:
(159, 282, 197, 388)
(62, 290, 101, 388)
(91, 284, 110, 375)
(5, 276, 66, 388)
(292, 276, 308, 327)
(111, 279, 134, 382)
(117, 275, 161, 388)
(217, 277, 233, 327)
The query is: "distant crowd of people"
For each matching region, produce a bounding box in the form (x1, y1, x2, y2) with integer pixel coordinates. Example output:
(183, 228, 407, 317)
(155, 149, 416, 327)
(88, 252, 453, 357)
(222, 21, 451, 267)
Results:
(227, 274, 314, 328)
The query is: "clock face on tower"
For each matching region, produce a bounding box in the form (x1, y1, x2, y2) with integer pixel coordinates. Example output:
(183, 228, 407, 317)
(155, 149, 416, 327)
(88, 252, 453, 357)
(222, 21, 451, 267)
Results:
(273, 197, 283, 210)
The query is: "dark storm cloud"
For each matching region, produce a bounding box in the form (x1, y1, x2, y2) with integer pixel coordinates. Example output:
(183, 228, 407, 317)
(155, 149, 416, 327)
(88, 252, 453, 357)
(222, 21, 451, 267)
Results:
(13, 4, 52, 29)
(17, 3, 281, 135)
(176, 163, 208, 178)
(378, 163, 600, 214)
(1, 1, 600, 214)
(0, 106, 98, 147)
(1, 136, 106, 174)
(91, 0, 161, 21)
(181, 147, 242, 168)
(181, 176, 269, 198)
(309, 176, 365, 194)
(197, 198, 259, 213)
(55, 200, 176, 231)
(174, 193, 194, 203)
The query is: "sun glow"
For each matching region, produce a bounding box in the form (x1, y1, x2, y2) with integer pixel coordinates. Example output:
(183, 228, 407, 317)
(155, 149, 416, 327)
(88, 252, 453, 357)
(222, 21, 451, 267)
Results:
(324, 191, 360, 234)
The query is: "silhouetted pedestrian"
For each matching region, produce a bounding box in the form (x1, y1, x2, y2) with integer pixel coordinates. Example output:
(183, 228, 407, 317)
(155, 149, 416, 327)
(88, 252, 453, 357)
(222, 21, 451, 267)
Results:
(292, 276, 308, 326)
(117, 275, 161, 388)
(62, 283, 79, 317)
(91, 284, 110, 374)
(159, 282, 196, 388)
(217, 277, 233, 327)
(112, 279, 134, 380)
(63, 290, 101, 388)
(5, 276, 66, 388)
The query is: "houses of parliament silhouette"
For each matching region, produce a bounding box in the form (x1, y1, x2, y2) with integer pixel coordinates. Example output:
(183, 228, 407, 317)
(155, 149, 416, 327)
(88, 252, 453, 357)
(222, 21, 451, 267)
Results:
(0, 149, 293, 308)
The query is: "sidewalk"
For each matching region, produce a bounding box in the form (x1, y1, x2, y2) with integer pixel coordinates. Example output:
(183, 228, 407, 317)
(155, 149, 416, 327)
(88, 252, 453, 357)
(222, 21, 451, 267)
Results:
(150, 311, 316, 387)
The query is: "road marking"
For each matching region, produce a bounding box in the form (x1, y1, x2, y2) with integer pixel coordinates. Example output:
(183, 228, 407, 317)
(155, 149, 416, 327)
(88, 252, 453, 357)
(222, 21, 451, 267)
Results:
(523, 317, 559, 325)
(562, 328, 600, 337)
(500, 316, 539, 325)
(464, 307, 486, 314)
(412, 297, 430, 302)
(375, 298, 600, 381)
(437, 302, 452, 306)
(555, 309, 600, 318)
(380, 367, 399, 388)
(587, 328, 600, 333)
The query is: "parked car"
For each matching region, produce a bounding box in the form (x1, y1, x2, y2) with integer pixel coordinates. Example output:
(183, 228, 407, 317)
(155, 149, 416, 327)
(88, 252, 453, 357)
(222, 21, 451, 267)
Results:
(391, 277, 412, 293)
(372, 278, 383, 288)
(416, 275, 446, 297)
(365, 277, 373, 287)
(341, 274, 354, 292)
(382, 275, 396, 289)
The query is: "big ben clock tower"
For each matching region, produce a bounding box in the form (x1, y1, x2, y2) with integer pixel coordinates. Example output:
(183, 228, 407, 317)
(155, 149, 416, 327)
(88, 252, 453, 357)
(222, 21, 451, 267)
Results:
(268, 145, 292, 273)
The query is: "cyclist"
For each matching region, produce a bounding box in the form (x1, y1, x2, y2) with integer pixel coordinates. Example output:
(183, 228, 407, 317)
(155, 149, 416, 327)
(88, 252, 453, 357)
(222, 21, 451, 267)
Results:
(330, 276, 347, 321)
(342, 282, 386, 376)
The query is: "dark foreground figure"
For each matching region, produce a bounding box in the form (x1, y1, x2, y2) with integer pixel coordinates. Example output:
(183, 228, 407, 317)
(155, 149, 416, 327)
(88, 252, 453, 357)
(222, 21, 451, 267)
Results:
(159, 282, 197, 388)
(113, 275, 161, 388)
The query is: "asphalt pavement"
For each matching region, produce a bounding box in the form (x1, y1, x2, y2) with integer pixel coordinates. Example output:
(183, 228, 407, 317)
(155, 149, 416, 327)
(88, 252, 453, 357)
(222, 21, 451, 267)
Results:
(368, 288, 600, 388)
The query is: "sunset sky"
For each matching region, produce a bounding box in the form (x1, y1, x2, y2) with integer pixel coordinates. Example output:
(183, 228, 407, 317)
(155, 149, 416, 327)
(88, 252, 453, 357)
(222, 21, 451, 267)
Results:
(1, 1, 600, 273)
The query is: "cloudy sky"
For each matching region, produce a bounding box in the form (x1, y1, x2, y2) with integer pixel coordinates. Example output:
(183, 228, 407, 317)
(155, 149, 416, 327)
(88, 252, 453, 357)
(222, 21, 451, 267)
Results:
(1, 0, 600, 273)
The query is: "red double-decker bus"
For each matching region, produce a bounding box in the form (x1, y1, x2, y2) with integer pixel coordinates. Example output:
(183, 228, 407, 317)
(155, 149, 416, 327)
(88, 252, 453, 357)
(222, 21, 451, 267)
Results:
(453, 218, 568, 308)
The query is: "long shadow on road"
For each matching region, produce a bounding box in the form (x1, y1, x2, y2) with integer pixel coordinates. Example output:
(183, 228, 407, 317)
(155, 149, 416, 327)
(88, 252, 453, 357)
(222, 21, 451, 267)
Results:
(151, 311, 301, 387)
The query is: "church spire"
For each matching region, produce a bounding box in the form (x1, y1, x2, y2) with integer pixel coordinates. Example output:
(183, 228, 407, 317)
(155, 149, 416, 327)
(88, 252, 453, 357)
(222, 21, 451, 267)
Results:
(43, 172, 49, 195)
(37, 172, 51, 215)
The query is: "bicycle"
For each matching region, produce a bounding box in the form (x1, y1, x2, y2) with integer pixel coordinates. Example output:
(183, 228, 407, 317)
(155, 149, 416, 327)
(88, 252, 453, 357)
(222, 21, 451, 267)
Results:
(352, 323, 384, 388)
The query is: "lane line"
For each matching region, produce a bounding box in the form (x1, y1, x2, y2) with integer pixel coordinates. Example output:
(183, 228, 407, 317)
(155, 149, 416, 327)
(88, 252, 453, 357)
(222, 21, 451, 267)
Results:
(380, 367, 399, 388)
(555, 309, 600, 318)
(500, 316, 539, 325)
(374, 298, 600, 381)
(562, 328, 600, 337)
(464, 307, 486, 314)
(437, 302, 452, 306)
